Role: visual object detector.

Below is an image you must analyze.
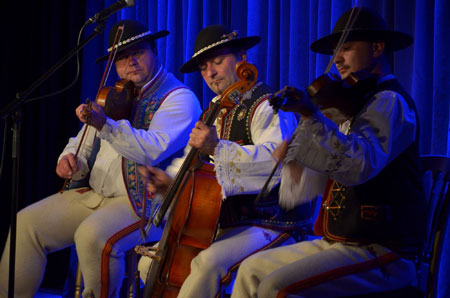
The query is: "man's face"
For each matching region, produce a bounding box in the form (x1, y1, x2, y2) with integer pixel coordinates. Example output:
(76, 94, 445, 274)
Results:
(114, 42, 157, 88)
(334, 41, 376, 79)
(199, 48, 240, 95)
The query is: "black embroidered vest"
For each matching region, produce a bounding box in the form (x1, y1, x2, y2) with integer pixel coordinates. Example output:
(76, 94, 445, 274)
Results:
(203, 82, 313, 230)
(315, 79, 426, 256)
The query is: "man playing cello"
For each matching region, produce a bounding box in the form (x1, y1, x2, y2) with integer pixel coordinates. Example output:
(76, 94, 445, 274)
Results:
(139, 25, 312, 297)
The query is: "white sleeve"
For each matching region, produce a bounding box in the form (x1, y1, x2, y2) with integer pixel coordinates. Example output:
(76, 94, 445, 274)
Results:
(213, 100, 298, 198)
(58, 124, 96, 181)
(97, 88, 202, 166)
(284, 90, 417, 186)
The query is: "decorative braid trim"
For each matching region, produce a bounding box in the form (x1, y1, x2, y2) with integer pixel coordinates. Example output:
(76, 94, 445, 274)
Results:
(107, 31, 152, 52)
(192, 31, 238, 58)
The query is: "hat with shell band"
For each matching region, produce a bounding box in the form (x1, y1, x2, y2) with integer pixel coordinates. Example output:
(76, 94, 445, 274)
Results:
(179, 24, 261, 73)
(310, 7, 413, 55)
(96, 19, 169, 63)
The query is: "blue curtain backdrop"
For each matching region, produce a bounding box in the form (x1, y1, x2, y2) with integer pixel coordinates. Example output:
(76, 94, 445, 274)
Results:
(82, 0, 450, 157)
(80, 0, 450, 296)
(1, 0, 448, 294)
(0, 0, 447, 295)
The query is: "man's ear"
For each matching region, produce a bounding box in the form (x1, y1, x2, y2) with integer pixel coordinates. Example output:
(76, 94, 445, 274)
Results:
(372, 41, 385, 58)
(237, 50, 247, 61)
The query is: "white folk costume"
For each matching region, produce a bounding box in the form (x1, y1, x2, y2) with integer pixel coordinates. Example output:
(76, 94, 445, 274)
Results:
(231, 8, 426, 297)
(231, 75, 425, 298)
(0, 19, 202, 298)
(139, 82, 311, 298)
(138, 25, 314, 298)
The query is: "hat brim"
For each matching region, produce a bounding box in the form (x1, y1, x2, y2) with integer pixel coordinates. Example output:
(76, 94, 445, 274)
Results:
(310, 30, 413, 55)
(95, 30, 169, 64)
(179, 36, 261, 73)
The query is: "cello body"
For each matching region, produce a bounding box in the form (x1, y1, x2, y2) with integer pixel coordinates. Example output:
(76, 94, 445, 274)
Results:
(142, 59, 258, 297)
(144, 160, 222, 297)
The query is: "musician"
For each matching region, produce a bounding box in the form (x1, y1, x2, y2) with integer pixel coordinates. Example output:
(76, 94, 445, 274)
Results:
(231, 7, 426, 297)
(0, 19, 201, 297)
(139, 25, 312, 297)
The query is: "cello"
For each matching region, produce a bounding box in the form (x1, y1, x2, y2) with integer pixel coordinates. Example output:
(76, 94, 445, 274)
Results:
(139, 57, 258, 297)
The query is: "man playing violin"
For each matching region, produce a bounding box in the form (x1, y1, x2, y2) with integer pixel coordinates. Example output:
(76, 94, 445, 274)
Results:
(138, 25, 312, 297)
(231, 7, 426, 297)
(0, 20, 201, 297)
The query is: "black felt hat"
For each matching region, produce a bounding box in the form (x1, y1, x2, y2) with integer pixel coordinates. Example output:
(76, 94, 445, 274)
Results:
(310, 7, 413, 55)
(179, 24, 261, 73)
(96, 19, 169, 63)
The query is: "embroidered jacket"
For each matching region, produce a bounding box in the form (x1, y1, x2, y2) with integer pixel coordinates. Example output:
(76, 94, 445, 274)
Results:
(314, 79, 426, 256)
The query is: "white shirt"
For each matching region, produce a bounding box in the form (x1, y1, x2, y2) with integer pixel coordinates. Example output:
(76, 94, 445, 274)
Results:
(166, 94, 298, 199)
(59, 68, 202, 198)
(284, 74, 417, 187)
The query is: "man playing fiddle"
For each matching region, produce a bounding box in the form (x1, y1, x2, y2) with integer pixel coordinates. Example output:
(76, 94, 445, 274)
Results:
(0, 19, 201, 297)
(138, 25, 312, 297)
(231, 7, 426, 297)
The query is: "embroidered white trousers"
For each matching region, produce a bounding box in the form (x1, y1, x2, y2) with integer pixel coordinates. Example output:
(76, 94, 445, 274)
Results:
(231, 238, 417, 298)
(138, 226, 295, 298)
(0, 188, 161, 298)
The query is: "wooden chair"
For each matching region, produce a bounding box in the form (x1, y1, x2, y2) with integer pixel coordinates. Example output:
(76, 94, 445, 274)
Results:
(344, 155, 450, 298)
(420, 155, 450, 298)
(74, 250, 139, 298)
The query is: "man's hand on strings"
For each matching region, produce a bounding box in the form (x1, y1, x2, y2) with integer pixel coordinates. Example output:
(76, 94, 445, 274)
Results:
(188, 121, 219, 156)
(139, 166, 172, 195)
(76, 101, 106, 131)
(269, 86, 317, 118)
(56, 153, 81, 179)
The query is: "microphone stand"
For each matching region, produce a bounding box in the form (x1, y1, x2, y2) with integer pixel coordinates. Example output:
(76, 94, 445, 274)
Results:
(0, 20, 106, 298)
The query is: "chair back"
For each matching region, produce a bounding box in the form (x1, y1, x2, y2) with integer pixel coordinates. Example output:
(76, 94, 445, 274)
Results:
(419, 155, 450, 298)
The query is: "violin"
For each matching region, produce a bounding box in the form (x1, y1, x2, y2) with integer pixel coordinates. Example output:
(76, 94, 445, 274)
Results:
(60, 25, 137, 191)
(258, 4, 376, 202)
(270, 5, 379, 119)
(270, 70, 378, 119)
(141, 57, 258, 298)
(96, 78, 137, 121)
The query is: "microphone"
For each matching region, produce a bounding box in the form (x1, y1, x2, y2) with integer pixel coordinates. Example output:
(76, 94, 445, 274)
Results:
(86, 0, 135, 25)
